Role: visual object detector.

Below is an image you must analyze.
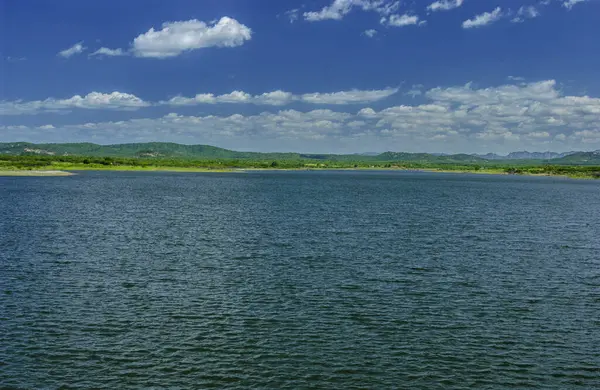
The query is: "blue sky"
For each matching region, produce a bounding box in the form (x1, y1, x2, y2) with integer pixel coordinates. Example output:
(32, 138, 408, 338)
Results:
(1, 0, 599, 154)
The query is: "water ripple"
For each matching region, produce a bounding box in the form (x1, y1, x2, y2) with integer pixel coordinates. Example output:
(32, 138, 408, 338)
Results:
(1, 171, 599, 389)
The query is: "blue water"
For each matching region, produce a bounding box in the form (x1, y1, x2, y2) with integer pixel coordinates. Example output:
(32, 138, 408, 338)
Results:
(1, 171, 599, 389)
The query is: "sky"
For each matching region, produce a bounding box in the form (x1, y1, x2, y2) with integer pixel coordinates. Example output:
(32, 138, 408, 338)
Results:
(1, 0, 600, 154)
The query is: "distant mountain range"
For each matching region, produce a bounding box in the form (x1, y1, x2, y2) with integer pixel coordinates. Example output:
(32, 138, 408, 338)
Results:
(1, 142, 600, 165)
(473, 151, 576, 160)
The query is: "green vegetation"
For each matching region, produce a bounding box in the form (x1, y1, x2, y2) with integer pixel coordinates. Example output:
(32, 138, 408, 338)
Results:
(1, 142, 599, 179)
(2, 141, 600, 164)
(1, 153, 599, 179)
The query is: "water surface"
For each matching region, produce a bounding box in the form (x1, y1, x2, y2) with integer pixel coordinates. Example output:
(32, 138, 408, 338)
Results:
(1, 171, 599, 388)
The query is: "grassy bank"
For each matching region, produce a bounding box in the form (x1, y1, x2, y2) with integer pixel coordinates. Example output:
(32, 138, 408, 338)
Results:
(51, 163, 236, 173)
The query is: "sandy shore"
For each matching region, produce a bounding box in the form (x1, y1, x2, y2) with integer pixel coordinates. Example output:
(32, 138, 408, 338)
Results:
(0, 170, 76, 177)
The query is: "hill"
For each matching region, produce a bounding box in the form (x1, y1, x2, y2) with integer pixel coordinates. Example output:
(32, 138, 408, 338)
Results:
(551, 151, 600, 165)
(0, 142, 303, 160)
(0, 142, 487, 162)
(1, 142, 599, 165)
(475, 151, 574, 160)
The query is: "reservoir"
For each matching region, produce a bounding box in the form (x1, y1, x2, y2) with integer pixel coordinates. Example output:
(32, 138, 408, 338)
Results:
(1, 171, 599, 388)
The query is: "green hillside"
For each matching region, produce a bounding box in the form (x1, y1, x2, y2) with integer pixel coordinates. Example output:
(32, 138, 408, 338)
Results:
(2, 142, 599, 166)
(0, 142, 488, 163)
(374, 152, 484, 163)
(551, 151, 600, 165)
(0, 142, 301, 160)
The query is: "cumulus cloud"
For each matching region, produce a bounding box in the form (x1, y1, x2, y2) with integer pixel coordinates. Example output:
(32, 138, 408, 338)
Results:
(301, 88, 399, 104)
(163, 88, 399, 106)
(405, 86, 423, 98)
(254, 91, 295, 106)
(303, 0, 400, 22)
(89, 47, 127, 57)
(57, 42, 86, 58)
(131, 17, 252, 58)
(217, 91, 253, 104)
(527, 131, 551, 139)
(426, 0, 464, 12)
(381, 14, 422, 27)
(563, 0, 587, 10)
(8, 109, 353, 146)
(304, 0, 355, 21)
(5, 80, 600, 152)
(0, 88, 399, 115)
(462, 7, 503, 29)
(413, 80, 600, 144)
(0, 92, 150, 115)
(363, 29, 378, 37)
(358, 107, 378, 118)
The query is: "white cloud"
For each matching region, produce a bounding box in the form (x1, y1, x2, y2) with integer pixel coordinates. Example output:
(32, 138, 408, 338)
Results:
(382, 14, 421, 27)
(511, 6, 540, 23)
(254, 91, 295, 106)
(427, 0, 464, 12)
(89, 47, 127, 57)
(6, 80, 600, 153)
(304, 0, 355, 21)
(563, 0, 587, 10)
(462, 7, 503, 29)
(405, 87, 423, 98)
(364, 29, 378, 37)
(57, 42, 86, 58)
(365, 80, 600, 147)
(358, 107, 378, 118)
(131, 17, 252, 58)
(163, 88, 398, 106)
(555, 133, 567, 141)
(426, 80, 561, 105)
(520, 5, 540, 18)
(575, 130, 600, 143)
(216, 91, 253, 103)
(300, 88, 399, 104)
(527, 131, 551, 139)
(33, 109, 354, 145)
(303, 0, 400, 22)
(163, 94, 216, 106)
(375, 1, 401, 16)
(347, 120, 367, 128)
(474, 129, 520, 141)
(285, 9, 301, 23)
(0, 92, 150, 115)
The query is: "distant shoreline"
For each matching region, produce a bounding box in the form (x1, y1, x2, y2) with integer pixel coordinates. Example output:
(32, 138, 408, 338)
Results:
(2, 144, 599, 180)
(241, 167, 594, 179)
(1, 166, 596, 180)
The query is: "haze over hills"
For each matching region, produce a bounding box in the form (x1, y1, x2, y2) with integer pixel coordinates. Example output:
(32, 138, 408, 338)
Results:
(1, 142, 600, 165)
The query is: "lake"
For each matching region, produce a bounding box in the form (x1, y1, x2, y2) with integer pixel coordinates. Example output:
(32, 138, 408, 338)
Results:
(1, 171, 599, 389)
